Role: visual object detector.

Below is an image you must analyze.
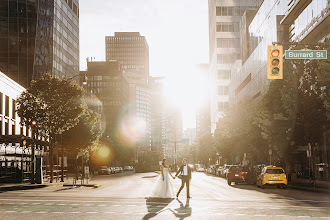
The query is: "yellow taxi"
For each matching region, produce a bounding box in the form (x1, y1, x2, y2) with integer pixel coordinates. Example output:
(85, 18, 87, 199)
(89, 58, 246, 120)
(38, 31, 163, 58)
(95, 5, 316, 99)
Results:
(257, 165, 287, 189)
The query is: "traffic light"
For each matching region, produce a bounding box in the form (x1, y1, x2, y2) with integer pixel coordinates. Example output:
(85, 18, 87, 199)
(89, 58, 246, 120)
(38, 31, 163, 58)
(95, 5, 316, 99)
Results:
(267, 45, 283, 79)
(21, 137, 27, 146)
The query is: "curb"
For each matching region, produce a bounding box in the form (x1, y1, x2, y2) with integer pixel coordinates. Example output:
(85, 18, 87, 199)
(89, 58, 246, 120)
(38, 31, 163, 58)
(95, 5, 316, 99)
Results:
(288, 184, 330, 194)
(0, 184, 47, 192)
(63, 184, 100, 188)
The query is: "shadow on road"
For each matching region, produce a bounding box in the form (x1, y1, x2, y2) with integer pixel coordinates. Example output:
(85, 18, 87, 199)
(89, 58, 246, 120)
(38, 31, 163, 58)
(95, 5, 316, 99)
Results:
(142, 198, 174, 220)
(0, 184, 46, 193)
(169, 198, 192, 220)
(142, 175, 158, 178)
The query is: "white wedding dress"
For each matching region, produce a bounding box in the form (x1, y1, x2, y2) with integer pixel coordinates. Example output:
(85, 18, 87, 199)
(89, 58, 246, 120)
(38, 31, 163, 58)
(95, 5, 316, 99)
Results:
(149, 167, 175, 198)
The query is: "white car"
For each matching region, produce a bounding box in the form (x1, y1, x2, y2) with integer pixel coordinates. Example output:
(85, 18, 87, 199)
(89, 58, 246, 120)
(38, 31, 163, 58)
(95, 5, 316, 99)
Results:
(124, 166, 134, 171)
(196, 166, 205, 172)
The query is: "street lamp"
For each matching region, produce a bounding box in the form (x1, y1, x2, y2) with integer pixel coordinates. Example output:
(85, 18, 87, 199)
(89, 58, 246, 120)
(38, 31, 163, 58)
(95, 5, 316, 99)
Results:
(31, 120, 37, 184)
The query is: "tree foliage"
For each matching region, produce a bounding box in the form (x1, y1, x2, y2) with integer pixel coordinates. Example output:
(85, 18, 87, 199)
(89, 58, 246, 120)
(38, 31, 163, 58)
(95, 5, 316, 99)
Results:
(62, 108, 102, 157)
(17, 73, 86, 136)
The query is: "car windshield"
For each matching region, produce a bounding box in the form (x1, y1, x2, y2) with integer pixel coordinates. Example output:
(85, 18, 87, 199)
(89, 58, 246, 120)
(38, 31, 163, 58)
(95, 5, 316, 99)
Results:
(266, 169, 284, 174)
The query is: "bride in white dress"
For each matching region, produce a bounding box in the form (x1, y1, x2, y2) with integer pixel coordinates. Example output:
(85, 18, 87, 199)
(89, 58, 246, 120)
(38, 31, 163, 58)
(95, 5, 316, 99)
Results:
(149, 158, 175, 198)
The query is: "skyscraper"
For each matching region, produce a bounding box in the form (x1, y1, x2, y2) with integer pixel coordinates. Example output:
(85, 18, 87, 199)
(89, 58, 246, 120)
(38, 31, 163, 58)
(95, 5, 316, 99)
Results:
(208, 0, 262, 132)
(105, 32, 149, 78)
(80, 61, 129, 139)
(0, 0, 79, 88)
(105, 32, 151, 164)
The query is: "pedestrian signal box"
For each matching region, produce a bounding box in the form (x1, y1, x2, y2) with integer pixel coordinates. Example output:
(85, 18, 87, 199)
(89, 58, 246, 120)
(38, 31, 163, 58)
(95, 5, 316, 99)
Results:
(267, 45, 283, 79)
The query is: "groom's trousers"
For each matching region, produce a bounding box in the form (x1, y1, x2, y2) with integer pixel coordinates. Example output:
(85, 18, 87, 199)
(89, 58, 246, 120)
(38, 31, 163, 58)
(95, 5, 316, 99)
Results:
(177, 176, 190, 197)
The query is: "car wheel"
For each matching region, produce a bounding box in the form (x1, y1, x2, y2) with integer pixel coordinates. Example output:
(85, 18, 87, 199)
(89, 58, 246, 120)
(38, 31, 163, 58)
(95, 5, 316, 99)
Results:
(283, 185, 287, 189)
(227, 180, 231, 186)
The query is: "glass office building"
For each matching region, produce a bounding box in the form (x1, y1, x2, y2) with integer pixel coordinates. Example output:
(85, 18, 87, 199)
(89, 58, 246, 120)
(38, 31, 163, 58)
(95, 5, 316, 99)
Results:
(230, 0, 329, 106)
(0, 0, 79, 88)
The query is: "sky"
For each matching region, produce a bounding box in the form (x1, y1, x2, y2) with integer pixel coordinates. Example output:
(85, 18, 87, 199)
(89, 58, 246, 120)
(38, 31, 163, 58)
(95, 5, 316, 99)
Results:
(79, 0, 209, 129)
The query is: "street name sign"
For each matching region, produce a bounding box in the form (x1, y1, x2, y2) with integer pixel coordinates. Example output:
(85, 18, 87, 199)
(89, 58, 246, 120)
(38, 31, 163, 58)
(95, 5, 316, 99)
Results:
(285, 50, 327, 59)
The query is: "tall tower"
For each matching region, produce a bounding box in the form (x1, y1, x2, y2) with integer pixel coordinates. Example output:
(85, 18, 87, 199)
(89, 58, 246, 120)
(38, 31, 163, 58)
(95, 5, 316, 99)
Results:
(105, 32, 149, 79)
(0, 0, 80, 88)
(208, 0, 262, 132)
(105, 32, 151, 163)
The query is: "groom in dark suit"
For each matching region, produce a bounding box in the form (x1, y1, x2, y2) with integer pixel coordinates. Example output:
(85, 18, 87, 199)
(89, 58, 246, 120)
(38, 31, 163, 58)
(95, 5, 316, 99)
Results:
(175, 158, 192, 198)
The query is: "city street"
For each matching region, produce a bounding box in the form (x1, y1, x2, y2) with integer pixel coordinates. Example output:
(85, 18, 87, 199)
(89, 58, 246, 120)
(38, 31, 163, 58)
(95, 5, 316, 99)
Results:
(0, 171, 329, 220)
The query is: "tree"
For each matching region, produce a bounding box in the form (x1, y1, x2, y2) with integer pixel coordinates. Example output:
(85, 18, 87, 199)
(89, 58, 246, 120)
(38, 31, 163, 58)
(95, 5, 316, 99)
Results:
(62, 108, 102, 159)
(17, 74, 86, 183)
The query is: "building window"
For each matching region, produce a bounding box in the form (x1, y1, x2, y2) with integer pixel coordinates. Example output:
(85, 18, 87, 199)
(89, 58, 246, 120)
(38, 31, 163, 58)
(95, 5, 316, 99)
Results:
(218, 86, 229, 96)
(218, 102, 229, 112)
(217, 54, 240, 64)
(217, 70, 231, 80)
(0, 92, 2, 115)
(216, 7, 233, 16)
(216, 22, 239, 32)
(217, 38, 240, 48)
(5, 95, 9, 117)
(12, 99, 16, 119)
(5, 122, 8, 135)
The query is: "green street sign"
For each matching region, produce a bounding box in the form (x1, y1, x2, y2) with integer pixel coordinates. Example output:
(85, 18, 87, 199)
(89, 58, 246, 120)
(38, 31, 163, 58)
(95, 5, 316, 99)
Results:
(285, 50, 327, 59)
(161, 139, 169, 144)
(181, 139, 189, 144)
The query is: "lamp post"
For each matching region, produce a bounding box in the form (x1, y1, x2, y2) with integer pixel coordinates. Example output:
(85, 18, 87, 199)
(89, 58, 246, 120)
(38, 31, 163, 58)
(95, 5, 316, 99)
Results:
(31, 120, 37, 184)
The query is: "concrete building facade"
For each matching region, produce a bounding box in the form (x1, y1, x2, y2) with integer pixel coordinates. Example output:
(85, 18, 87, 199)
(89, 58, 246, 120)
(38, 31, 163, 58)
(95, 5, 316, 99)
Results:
(208, 0, 263, 132)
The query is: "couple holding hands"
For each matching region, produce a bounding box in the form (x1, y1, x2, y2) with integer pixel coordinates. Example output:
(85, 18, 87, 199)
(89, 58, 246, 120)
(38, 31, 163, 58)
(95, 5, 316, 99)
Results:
(149, 158, 192, 199)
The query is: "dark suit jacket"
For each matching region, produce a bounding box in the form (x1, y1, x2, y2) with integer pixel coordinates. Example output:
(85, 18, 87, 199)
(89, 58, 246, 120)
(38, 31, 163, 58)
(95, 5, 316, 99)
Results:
(175, 164, 192, 179)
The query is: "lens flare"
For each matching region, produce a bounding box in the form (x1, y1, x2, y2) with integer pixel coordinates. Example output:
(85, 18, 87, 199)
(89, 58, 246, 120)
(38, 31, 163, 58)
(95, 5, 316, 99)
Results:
(98, 146, 111, 158)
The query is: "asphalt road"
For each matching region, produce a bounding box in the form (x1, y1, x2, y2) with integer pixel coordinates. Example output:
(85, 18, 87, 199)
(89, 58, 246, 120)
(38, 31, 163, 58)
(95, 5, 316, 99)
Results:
(0, 171, 329, 220)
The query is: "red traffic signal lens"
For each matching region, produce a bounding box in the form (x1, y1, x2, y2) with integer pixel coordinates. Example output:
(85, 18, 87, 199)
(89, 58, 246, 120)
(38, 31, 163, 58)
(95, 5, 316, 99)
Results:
(272, 67, 280, 75)
(272, 58, 279, 66)
(272, 49, 279, 57)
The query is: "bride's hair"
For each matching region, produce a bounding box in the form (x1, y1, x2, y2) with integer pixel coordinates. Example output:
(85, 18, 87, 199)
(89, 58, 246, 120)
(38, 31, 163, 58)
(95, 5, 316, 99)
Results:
(162, 158, 166, 166)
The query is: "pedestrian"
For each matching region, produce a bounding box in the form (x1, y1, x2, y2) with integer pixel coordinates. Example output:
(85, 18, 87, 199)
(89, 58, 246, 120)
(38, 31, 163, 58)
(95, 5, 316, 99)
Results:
(174, 158, 192, 198)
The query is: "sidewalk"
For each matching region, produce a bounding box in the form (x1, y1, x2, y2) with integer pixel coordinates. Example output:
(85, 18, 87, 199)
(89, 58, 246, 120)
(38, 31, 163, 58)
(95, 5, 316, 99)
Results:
(0, 175, 100, 192)
(288, 178, 330, 194)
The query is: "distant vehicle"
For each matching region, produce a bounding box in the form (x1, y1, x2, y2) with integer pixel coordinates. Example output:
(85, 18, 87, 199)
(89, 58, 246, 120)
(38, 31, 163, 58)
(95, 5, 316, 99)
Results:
(124, 166, 134, 171)
(195, 164, 205, 172)
(119, 167, 123, 172)
(227, 165, 251, 185)
(213, 165, 221, 175)
(220, 165, 233, 178)
(207, 165, 216, 174)
(257, 165, 287, 189)
(109, 167, 115, 174)
(98, 166, 111, 175)
(216, 166, 223, 176)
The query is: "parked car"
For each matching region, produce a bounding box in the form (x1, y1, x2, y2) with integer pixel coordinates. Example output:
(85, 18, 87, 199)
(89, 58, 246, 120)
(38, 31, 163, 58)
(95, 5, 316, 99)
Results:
(124, 166, 134, 171)
(221, 164, 233, 178)
(98, 166, 111, 175)
(109, 167, 115, 174)
(257, 165, 287, 189)
(213, 165, 221, 175)
(216, 166, 223, 176)
(227, 165, 251, 185)
(207, 165, 216, 174)
(196, 164, 205, 172)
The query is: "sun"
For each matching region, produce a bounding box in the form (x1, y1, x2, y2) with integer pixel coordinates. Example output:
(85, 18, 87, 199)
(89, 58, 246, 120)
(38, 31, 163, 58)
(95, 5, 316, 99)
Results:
(163, 66, 209, 128)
